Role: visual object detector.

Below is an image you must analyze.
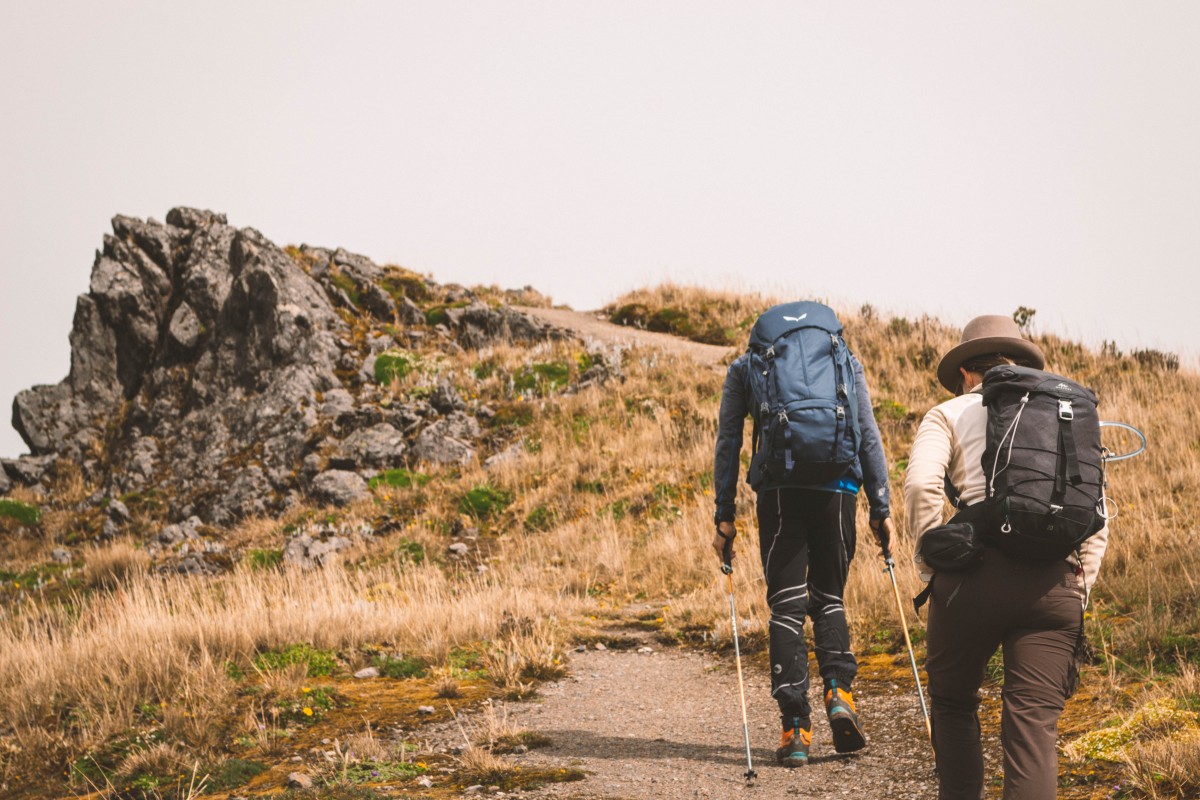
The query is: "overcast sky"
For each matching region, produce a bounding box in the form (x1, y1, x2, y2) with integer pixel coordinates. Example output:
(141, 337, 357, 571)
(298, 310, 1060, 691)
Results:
(2, 2, 1198, 458)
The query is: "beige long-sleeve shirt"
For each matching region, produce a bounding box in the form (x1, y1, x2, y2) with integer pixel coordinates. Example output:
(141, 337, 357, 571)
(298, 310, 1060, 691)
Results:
(905, 386, 1108, 606)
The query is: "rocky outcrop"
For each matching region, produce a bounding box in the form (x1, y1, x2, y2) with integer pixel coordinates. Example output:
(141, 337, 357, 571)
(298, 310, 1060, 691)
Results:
(8, 208, 559, 522)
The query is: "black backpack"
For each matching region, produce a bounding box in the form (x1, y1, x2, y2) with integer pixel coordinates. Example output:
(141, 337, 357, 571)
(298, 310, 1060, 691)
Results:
(745, 301, 861, 489)
(978, 365, 1106, 560)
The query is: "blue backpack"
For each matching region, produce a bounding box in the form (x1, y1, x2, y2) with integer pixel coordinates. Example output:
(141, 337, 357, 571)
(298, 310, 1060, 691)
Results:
(745, 302, 861, 489)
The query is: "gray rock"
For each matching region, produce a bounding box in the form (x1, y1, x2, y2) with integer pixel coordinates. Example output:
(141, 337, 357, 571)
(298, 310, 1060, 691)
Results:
(286, 772, 313, 790)
(173, 554, 221, 576)
(9, 210, 347, 525)
(417, 705, 436, 715)
(398, 296, 425, 325)
(320, 388, 355, 420)
(101, 518, 120, 540)
(283, 532, 349, 569)
(156, 516, 203, 546)
(446, 302, 562, 349)
(50, 548, 71, 565)
(412, 412, 481, 466)
(106, 498, 131, 523)
(0, 466, 9, 494)
(330, 423, 405, 470)
(167, 302, 203, 354)
(430, 381, 465, 414)
(354, 666, 380, 679)
(484, 441, 525, 471)
(464, 785, 484, 794)
(448, 542, 470, 557)
(417, 777, 434, 789)
(2, 455, 54, 486)
(310, 470, 369, 506)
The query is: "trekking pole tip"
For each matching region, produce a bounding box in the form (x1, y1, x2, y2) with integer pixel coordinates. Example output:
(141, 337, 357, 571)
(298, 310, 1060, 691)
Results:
(744, 768, 757, 785)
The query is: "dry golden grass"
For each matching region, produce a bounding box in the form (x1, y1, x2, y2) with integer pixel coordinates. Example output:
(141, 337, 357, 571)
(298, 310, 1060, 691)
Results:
(82, 538, 151, 589)
(1, 282, 1196, 797)
(604, 282, 779, 346)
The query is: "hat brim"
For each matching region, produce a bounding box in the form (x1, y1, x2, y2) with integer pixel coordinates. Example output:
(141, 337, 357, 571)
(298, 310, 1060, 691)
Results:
(936, 336, 1046, 394)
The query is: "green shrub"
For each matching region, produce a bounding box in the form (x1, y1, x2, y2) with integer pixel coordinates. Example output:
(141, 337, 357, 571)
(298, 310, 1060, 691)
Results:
(368, 469, 430, 490)
(335, 761, 429, 785)
(513, 362, 570, 395)
(330, 269, 361, 306)
(393, 538, 425, 565)
(374, 654, 427, 679)
(246, 548, 282, 570)
(206, 758, 268, 791)
(0, 499, 41, 526)
(254, 643, 339, 677)
(524, 504, 558, 532)
(458, 485, 513, 519)
(379, 268, 431, 303)
(374, 351, 413, 385)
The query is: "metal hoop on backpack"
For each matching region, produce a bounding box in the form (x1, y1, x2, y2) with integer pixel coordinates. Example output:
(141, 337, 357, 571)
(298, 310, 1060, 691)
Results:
(1099, 421, 1147, 463)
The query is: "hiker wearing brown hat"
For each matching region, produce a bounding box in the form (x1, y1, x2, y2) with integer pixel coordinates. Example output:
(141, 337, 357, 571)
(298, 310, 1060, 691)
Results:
(905, 315, 1109, 799)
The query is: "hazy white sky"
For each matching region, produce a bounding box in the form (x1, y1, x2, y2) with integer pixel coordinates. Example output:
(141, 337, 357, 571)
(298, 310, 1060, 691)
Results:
(2, 2, 1198, 458)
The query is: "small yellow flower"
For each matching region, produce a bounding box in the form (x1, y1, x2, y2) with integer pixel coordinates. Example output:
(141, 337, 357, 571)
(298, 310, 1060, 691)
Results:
(302, 707, 313, 716)
(302, 687, 311, 693)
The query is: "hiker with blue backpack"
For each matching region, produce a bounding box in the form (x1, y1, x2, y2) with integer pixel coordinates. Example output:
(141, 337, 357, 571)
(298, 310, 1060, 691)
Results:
(713, 301, 894, 767)
(906, 315, 1110, 800)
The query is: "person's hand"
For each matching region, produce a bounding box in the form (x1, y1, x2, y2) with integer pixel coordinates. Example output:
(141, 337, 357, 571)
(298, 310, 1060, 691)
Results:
(869, 516, 895, 560)
(713, 521, 736, 566)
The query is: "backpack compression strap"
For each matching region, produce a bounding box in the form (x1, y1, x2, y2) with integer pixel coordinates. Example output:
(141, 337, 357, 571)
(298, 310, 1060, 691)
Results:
(1054, 399, 1083, 502)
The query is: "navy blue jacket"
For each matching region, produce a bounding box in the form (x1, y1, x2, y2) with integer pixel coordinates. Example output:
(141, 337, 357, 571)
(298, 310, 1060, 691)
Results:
(713, 351, 891, 523)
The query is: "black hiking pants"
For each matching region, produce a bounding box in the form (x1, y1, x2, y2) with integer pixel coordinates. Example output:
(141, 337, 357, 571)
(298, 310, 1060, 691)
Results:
(756, 488, 857, 725)
(925, 548, 1083, 800)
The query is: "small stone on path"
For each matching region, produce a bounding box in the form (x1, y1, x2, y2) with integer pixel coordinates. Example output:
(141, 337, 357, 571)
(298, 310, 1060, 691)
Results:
(354, 666, 380, 679)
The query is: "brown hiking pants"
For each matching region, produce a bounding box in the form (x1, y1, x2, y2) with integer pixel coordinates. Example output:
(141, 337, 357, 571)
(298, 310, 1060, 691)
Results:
(925, 547, 1084, 800)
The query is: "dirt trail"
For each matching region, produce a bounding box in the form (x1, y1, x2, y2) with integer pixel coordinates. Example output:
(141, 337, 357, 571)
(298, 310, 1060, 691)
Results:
(491, 631, 937, 800)
(516, 307, 732, 366)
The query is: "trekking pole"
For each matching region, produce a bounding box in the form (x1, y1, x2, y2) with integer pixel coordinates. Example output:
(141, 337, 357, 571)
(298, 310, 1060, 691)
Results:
(722, 533, 757, 786)
(884, 556, 932, 744)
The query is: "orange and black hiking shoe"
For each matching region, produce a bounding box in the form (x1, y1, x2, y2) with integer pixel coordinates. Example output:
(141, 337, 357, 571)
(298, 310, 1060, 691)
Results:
(825, 680, 866, 753)
(775, 718, 812, 767)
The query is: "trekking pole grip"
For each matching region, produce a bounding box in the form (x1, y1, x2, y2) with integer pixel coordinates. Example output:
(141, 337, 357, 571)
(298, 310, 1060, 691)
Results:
(717, 524, 734, 574)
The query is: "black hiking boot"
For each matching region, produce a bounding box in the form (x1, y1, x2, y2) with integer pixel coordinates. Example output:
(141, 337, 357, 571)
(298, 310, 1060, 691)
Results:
(825, 680, 866, 753)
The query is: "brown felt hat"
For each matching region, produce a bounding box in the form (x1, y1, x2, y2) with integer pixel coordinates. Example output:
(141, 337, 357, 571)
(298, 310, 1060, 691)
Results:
(937, 315, 1045, 394)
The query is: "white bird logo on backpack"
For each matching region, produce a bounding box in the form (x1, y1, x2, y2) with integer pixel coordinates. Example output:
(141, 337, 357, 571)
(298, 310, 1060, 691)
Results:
(782, 314, 808, 322)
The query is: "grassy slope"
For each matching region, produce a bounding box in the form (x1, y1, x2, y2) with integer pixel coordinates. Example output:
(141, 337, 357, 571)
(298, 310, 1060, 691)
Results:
(0, 280, 1196, 799)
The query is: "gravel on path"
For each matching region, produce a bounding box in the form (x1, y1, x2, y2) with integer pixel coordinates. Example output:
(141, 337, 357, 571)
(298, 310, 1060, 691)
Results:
(505, 645, 937, 800)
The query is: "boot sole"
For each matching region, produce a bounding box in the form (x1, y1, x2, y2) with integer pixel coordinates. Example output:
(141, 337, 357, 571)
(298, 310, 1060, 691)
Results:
(776, 752, 808, 768)
(829, 712, 866, 753)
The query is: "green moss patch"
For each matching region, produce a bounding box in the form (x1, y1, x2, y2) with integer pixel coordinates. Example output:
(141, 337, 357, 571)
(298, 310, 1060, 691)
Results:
(513, 362, 570, 396)
(373, 654, 428, 679)
(369, 469, 430, 490)
(458, 485, 513, 519)
(246, 548, 283, 570)
(374, 351, 413, 385)
(0, 498, 41, 526)
(254, 643, 339, 677)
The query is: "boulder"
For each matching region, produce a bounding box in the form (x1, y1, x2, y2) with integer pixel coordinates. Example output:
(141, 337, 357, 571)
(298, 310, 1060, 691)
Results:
(310, 470, 369, 506)
(446, 302, 562, 349)
(411, 412, 481, 465)
(283, 531, 358, 569)
(329, 423, 405, 470)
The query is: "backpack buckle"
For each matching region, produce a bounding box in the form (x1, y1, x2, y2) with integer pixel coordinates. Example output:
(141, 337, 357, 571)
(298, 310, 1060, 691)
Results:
(766, 346, 776, 360)
(837, 383, 848, 398)
(1058, 400, 1074, 421)
(836, 405, 845, 420)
